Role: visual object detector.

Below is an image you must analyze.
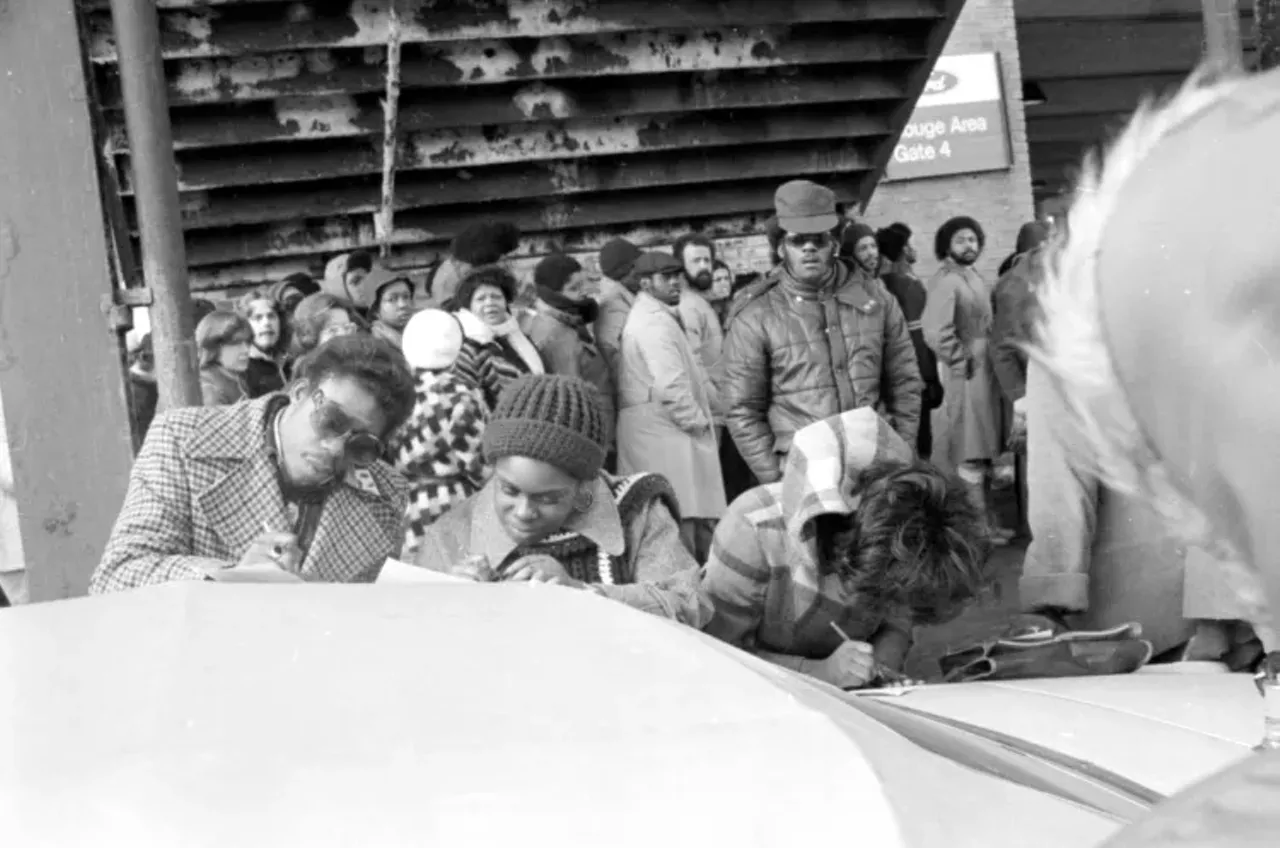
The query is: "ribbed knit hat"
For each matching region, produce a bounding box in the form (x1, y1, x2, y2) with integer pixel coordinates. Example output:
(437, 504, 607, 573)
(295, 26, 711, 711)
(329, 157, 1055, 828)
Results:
(482, 374, 607, 481)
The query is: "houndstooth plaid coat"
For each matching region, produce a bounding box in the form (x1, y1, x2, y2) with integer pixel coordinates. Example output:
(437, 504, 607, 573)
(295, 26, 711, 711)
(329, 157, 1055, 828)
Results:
(90, 396, 409, 593)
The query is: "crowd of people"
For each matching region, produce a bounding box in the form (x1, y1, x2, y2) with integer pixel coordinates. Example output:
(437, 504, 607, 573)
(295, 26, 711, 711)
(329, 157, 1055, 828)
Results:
(98, 171, 1264, 685)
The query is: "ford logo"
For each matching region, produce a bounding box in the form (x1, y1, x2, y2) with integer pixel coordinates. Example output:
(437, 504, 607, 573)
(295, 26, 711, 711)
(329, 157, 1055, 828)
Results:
(924, 70, 959, 95)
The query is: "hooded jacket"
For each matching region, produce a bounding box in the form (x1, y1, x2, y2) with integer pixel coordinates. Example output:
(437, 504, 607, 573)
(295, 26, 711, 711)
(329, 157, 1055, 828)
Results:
(700, 407, 916, 669)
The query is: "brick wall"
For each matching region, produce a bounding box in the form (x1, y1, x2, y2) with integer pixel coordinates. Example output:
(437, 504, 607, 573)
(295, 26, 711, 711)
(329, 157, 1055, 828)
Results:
(862, 0, 1035, 283)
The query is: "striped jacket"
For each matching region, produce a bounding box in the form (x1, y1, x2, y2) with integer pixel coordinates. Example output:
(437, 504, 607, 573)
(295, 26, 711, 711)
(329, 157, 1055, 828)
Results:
(699, 407, 915, 663)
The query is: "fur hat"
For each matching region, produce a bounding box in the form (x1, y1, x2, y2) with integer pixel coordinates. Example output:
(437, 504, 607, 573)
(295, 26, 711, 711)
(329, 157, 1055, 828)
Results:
(482, 374, 607, 481)
(450, 222, 521, 266)
(401, 308, 464, 371)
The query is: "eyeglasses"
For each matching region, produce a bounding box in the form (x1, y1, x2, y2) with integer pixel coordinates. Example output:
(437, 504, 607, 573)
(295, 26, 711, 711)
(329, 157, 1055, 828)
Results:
(783, 232, 835, 249)
(309, 389, 383, 467)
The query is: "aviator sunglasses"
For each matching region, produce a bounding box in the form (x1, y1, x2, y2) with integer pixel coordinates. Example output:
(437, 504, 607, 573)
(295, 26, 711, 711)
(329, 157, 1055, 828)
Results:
(309, 389, 383, 467)
(783, 232, 835, 249)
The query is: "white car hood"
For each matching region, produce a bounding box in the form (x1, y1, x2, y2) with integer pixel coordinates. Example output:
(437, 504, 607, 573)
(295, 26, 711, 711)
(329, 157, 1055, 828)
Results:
(894, 665, 1259, 796)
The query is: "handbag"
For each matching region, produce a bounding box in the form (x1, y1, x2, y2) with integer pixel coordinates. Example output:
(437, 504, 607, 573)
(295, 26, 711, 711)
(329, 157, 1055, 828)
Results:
(938, 620, 1154, 683)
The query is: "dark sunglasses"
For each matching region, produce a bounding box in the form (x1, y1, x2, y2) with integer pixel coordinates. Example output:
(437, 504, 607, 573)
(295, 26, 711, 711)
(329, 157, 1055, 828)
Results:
(309, 389, 383, 467)
(783, 232, 835, 249)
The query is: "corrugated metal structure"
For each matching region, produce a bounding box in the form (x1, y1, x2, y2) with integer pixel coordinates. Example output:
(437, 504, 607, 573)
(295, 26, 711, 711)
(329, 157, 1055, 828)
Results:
(83, 0, 964, 294)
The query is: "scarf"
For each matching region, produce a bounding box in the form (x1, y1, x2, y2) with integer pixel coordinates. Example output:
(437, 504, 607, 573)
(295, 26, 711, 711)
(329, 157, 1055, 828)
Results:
(455, 308, 544, 375)
(537, 287, 600, 324)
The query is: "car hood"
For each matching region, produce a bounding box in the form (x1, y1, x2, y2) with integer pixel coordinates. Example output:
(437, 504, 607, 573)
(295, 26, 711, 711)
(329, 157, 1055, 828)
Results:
(893, 664, 1259, 796)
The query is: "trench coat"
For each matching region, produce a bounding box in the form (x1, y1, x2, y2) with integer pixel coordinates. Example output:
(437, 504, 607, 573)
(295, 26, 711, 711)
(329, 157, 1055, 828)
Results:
(922, 259, 1002, 471)
(616, 293, 726, 521)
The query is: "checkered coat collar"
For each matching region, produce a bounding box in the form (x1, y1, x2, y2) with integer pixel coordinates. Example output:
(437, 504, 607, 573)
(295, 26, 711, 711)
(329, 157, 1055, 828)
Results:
(186, 396, 403, 576)
(778, 407, 913, 591)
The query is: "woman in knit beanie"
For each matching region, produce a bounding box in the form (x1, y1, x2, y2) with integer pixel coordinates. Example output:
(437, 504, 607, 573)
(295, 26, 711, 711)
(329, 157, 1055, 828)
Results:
(387, 309, 489, 557)
(412, 374, 710, 626)
(522, 254, 616, 455)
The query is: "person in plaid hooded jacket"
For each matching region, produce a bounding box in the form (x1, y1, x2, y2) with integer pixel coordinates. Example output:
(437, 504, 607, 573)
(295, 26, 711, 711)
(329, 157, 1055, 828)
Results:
(389, 309, 489, 558)
(699, 406, 992, 689)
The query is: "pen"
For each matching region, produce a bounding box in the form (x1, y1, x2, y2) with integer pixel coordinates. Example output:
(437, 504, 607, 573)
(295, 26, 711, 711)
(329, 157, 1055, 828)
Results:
(829, 621, 909, 685)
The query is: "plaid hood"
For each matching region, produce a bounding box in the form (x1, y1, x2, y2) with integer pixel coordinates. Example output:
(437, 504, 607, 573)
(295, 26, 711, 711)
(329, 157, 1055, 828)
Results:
(779, 407, 913, 548)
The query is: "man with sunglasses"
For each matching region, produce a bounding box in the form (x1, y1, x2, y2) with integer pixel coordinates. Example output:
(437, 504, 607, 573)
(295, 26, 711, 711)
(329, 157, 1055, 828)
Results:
(721, 179, 923, 484)
(91, 334, 416, 592)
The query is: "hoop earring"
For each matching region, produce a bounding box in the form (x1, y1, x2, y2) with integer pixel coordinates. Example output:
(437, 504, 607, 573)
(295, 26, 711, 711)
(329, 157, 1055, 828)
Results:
(573, 487, 595, 514)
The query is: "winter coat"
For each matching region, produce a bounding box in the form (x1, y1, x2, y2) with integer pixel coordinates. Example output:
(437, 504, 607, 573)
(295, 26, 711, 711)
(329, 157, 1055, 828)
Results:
(414, 472, 711, 627)
(720, 261, 923, 484)
(700, 407, 917, 669)
(990, 247, 1043, 405)
(243, 354, 287, 399)
(387, 369, 489, 557)
(678, 289, 727, 422)
(593, 276, 635, 383)
(452, 309, 542, 410)
(922, 259, 1002, 470)
(881, 266, 943, 411)
(616, 292, 726, 520)
(522, 299, 617, 449)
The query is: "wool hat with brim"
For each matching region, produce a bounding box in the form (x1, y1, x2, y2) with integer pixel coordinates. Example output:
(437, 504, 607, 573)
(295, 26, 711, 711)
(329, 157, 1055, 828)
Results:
(482, 374, 608, 481)
(401, 308, 463, 371)
(598, 238, 642, 281)
(774, 179, 839, 234)
(629, 251, 682, 278)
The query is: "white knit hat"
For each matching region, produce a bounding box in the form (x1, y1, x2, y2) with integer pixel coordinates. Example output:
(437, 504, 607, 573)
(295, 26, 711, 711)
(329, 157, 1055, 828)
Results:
(401, 308, 464, 371)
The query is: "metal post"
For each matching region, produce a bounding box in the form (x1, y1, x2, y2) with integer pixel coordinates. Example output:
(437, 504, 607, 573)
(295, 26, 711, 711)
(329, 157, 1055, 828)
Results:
(107, 0, 201, 410)
(1202, 0, 1245, 73)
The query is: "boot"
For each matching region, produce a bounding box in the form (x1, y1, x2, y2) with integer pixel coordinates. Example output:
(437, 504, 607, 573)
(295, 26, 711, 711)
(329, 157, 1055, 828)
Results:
(984, 474, 1017, 544)
(961, 474, 1009, 547)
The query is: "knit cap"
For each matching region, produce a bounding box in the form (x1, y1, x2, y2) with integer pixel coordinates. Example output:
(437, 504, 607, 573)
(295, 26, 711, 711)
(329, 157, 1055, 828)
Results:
(598, 238, 642, 281)
(534, 253, 583, 293)
(482, 374, 607, 481)
(876, 225, 910, 262)
(401, 308, 464, 371)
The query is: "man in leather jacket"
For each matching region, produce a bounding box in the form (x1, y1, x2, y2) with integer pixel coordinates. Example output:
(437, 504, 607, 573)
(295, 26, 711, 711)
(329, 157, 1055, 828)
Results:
(719, 180, 923, 484)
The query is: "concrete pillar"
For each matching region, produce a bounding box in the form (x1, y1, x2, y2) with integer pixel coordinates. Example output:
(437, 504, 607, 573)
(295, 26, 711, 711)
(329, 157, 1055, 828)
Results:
(0, 0, 136, 601)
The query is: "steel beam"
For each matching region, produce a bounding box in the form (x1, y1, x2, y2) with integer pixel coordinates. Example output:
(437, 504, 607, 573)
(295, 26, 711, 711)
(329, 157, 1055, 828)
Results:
(0, 0, 135, 600)
(108, 0, 202, 411)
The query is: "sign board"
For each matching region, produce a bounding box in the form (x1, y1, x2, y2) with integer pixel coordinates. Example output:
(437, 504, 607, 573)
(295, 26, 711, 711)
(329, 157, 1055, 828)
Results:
(883, 53, 1012, 182)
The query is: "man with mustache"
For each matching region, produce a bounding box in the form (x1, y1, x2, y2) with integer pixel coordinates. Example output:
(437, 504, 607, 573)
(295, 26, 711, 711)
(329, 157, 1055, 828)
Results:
(721, 179, 922, 484)
(922, 216, 1012, 544)
(672, 234, 728, 467)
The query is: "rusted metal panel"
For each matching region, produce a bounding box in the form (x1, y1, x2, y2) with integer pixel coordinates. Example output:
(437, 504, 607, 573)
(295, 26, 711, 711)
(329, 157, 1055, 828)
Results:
(86, 0, 945, 62)
(186, 213, 769, 291)
(123, 103, 893, 193)
(95, 25, 928, 108)
(87, 0, 964, 289)
(179, 172, 866, 267)
(171, 139, 880, 231)
(112, 68, 910, 151)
